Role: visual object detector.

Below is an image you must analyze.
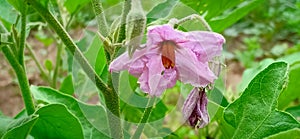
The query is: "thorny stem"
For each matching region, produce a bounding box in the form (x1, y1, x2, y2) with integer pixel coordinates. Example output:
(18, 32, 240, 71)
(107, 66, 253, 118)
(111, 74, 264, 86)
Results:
(1, 46, 35, 115)
(26, 0, 123, 138)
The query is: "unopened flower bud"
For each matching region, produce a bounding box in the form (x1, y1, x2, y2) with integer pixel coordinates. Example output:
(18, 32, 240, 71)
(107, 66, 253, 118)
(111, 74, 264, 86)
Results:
(125, 0, 146, 57)
(182, 87, 209, 128)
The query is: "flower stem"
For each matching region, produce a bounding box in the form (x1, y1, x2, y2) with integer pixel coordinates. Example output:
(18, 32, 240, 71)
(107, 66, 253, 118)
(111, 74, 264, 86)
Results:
(131, 98, 156, 139)
(1, 46, 35, 115)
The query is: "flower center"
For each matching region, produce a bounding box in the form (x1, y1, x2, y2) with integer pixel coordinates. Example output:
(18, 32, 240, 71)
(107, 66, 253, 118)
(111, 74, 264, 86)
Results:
(161, 40, 176, 69)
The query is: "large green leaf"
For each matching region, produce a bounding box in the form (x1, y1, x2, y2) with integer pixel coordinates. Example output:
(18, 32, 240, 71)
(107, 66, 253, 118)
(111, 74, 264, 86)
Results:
(180, 0, 265, 32)
(278, 64, 300, 110)
(224, 62, 300, 139)
(64, 0, 90, 14)
(0, 116, 13, 137)
(1, 116, 38, 139)
(30, 104, 83, 139)
(30, 86, 110, 139)
(146, 0, 179, 24)
(0, 0, 18, 30)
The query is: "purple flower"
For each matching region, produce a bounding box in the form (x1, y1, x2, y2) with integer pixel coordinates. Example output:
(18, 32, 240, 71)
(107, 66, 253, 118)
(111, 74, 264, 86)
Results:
(109, 24, 225, 96)
(182, 87, 209, 128)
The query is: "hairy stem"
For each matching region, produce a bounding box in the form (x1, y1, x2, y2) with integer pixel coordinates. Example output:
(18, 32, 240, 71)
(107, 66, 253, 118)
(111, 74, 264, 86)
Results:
(91, 0, 109, 37)
(1, 46, 35, 115)
(117, 0, 131, 43)
(131, 98, 156, 139)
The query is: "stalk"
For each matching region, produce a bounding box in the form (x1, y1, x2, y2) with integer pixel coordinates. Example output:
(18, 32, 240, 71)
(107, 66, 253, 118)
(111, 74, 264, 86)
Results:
(1, 46, 35, 115)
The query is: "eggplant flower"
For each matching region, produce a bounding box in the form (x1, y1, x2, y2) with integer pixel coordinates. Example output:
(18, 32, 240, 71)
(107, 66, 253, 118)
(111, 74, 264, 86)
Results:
(182, 87, 209, 128)
(109, 24, 225, 96)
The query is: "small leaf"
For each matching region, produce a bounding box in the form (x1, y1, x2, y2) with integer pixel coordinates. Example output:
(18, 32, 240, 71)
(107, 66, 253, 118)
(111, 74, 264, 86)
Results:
(31, 104, 83, 139)
(44, 59, 52, 71)
(30, 86, 110, 138)
(95, 41, 107, 77)
(2, 115, 38, 139)
(224, 62, 300, 139)
(59, 74, 75, 95)
(146, 0, 179, 24)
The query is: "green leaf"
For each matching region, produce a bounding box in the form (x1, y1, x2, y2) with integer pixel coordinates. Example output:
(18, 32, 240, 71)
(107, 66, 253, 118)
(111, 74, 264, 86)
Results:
(59, 74, 75, 95)
(95, 39, 107, 77)
(238, 58, 274, 93)
(146, 0, 179, 24)
(224, 62, 300, 139)
(279, 52, 300, 65)
(209, 0, 265, 32)
(207, 87, 229, 107)
(30, 86, 110, 138)
(31, 104, 83, 139)
(0, 116, 13, 137)
(2, 115, 38, 139)
(64, 0, 90, 14)
(286, 105, 300, 122)
(0, 0, 18, 30)
(44, 59, 52, 71)
(278, 64, 300, 110)
(181, 0, 265, 32)
(84, 36, 102, 68)
(265, 128, 300, 139)
(6, 0, 24, 12)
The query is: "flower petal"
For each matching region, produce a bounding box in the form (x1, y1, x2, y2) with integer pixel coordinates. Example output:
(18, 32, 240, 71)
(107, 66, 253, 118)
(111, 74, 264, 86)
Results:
(147, 25, 186, 48)
(182, 88, 199, 121)
(179, 31, 225, 62)
(196, 89, 209, 128)
(176, 47, 216, 87)
(138, 55, 177, 96)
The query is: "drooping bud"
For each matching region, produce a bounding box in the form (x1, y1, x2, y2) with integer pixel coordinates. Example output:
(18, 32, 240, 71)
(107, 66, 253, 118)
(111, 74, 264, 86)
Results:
(182, 87, 209, 128)
(125, 0, 146, 57)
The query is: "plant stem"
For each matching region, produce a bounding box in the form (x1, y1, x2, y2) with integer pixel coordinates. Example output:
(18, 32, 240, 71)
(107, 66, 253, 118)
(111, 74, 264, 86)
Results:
(18, 2, 28, 67)
(131, 98, 156, 139)
(1, 46, 35, 115)
(52, 40, 63, 88)
(26, 43, 50, 83)
(26, 0, 123, 138)
(117, 0, 131, 43)
(91, 0, 109, 37)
